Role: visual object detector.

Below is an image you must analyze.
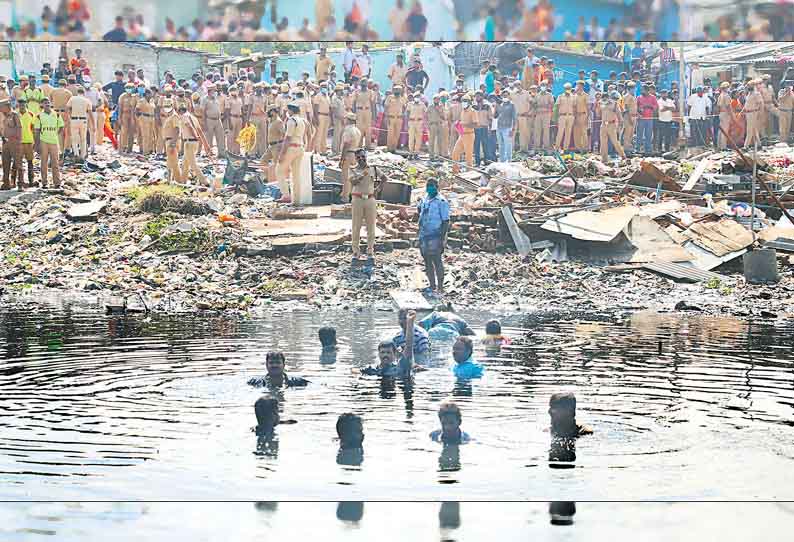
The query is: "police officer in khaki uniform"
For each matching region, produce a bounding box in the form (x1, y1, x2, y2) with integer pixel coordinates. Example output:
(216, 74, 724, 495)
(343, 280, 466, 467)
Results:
(313, 81, 331, 154)
(406, 92, 427, 156)
(744, 80, 764, 148)
(555, 83, 575, 151)
(573, 81, 589, 152)
(384, 84, 406, 151)
(512, 83, 531, 152)
(178, 103, 212, 185)
(599, 91, 626, 162)
(451, 93, 477, 166)
(534, 83, 554, 151)
(0, 98, 22, 190)
(777, 84, 794, 144)
(330, 83, 347, 154)
(155, 85, 175, 155)
(277, 103, 310, 205)
(717, 82, 732, 150)
(760, 74, 775, 138)
(349, 148, 379, 262)
(427, 94, 447, 158)
(339, 112, 362, 202)
(39, 74, 55, 101)
(135, 90, 156, 155)
(202, 84, 226, 157)
(118, 82, 137, 154)
(66, 86, 93, 160)
(276, 83, 291, 116)
(226, 84, 244, 154)
(263, 104, 285, 189)
(50, 78, 73, 153)
(249, 83, 269, 157)
(161, 106, 182, 183)
(354, 79, 374, 150)
(622, 81, 638, 153)
(447, 91, 463, 156)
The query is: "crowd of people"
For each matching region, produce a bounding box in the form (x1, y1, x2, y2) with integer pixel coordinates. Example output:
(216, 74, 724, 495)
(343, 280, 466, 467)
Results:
(247, 307, 591, 463)
(2, 44, 791, 262)
(7, 0, 794, 41)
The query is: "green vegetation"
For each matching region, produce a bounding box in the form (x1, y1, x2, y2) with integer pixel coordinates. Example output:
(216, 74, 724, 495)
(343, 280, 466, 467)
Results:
(157, 228, 213, 253)
(143, 215, 176, 240)
(125, 185, 208, 215)
(705, 277, 722, 289)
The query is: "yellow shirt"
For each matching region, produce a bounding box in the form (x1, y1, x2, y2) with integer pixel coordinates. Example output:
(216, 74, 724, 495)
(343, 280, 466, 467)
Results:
(20, 111, 37, 144)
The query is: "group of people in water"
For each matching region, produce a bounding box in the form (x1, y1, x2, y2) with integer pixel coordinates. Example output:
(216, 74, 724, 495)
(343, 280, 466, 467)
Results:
(247, 304, 591, 465)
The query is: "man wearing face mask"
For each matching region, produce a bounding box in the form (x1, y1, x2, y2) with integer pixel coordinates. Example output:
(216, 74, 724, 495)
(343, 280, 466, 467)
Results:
(202, 83, 226, 157)
(417, 178, 450, 292)
(451, 94, 476, 166)
(388, 53, 408, 88)
(191, 92, 205, 155)
(572, 80, 589, 152)
(154, 84, 175, 156)
(276, 83, 291, 117)
(277, 103, 310, 205)
(622, 81, 638, 153)
(312, 81, 331, 155)
(472, 91, 492, 167)
(226, 84, 244, 155)
(331, 83, 347, 154)
(118, 82, 138, 154)
(384, 84, 407, 151)
(250, 83, 269, 158)
(161, 102, 181, 183)
(512, 82, 530, 153)
(348, 148, 379, 263)
(315, 46, 335, 83)
(743, 80, 763, 148)
(354, 79, 374, 150)
(407, 91, 427, 157)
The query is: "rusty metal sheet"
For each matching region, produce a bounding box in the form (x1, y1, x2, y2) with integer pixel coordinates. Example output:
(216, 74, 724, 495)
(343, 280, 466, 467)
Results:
(643, 261, 728, 283)
(541, 205, 638, 242)
(682, 218, 753, 257)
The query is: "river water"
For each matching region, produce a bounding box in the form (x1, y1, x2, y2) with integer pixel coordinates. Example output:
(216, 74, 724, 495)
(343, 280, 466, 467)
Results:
(1, 295, 793, 500)
(3, 502, 793, 541)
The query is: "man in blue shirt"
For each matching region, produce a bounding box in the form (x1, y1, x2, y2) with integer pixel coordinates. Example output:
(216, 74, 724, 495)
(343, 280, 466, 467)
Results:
(631, 42, 645, 72)
(417, 178, 450, 292)
(392, 309, 431, 356)
(419, 305, 475, 342)
(102, 71, 126, 108)
(452, 336, 483, 379)
(484, 65, 497, 94)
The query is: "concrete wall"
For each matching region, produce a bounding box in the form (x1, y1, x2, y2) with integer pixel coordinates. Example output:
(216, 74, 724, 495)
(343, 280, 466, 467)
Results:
(157, 48, 208, 82)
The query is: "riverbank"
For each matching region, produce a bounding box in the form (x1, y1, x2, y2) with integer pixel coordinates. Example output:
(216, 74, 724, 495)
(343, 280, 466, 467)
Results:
(2, 144, 793, 319)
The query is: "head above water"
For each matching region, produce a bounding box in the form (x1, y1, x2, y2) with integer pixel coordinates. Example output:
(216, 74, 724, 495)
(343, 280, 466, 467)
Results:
(438, 400, 462, 437)
(336, 413, 364, 448)
(377, 340, 399, 366)
(265, 351, 286, 377)
(453, 336, 474, 364)
(485, 319, 502, 336)
(254, 394, 280, 429)
(319, 327, 337, 348)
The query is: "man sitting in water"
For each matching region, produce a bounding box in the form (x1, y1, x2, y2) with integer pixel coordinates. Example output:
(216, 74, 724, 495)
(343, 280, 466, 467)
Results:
(336, 413, 364, 466)
(418, 303, 475, 342)
(319, 326, 338, 364)
(452, 336, 484, 379)
(430, 401, 471, 445)
(248, 351, 310, 388)
(549, 392, 593, 438)
(392, 308, 431, 357)
(481, 319, 511, 347)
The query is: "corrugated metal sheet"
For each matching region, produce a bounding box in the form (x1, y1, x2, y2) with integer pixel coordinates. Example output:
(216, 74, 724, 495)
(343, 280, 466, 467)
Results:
(541, 205, 638, 243)
(762, 239, 794, 253)
(643, 262, 728, 283)
(682, 218, 754, 257)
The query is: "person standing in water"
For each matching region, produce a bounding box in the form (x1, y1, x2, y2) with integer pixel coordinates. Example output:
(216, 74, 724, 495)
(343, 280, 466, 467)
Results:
(248, 351, 310, 388)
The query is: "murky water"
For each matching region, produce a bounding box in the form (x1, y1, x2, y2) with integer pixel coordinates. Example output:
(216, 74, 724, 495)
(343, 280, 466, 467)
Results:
(1, 296, 793, 500)
(3, 502, 793, 541)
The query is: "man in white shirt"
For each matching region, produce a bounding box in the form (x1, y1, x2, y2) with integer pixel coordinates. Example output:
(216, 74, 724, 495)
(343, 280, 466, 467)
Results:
(343, 42, 355, 83)
(657, 89, 676, 152)
(689, 62, 704, 94)
(355, 44, 372, 80)
(687, 86, 711, 147)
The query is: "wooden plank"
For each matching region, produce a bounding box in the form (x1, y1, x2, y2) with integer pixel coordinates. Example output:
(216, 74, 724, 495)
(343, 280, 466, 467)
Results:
(682, 158, 711, 191)
(389, 289, 433, 312)
(501, 206, 532, 256)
